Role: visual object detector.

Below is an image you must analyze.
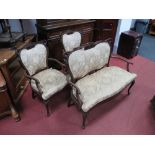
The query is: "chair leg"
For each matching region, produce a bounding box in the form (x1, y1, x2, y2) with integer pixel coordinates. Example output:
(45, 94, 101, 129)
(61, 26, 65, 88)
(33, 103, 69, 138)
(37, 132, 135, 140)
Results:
(68, 92, 74, 107)
(32, 90, 36, 99)
(68, 98, 74, 107)
(45, 103, 50, 117)
(82, 112, 88, 129)
(128, 80, 135, 95)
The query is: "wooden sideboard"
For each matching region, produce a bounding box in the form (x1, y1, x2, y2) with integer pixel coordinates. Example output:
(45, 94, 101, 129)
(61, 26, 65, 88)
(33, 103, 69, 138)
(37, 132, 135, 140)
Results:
(36, 19, 118, 64)
(93, 19, 118, 49)
(36, 19, 95, 63)
(0, 35, 35, 120)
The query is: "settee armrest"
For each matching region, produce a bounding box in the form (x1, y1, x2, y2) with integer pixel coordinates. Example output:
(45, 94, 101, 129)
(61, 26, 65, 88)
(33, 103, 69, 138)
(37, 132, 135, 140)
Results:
(110, 54, 133, 72)
(66, 75, 83, 107)
(48, 58, 66, 73)
(26, 75, 43, 95)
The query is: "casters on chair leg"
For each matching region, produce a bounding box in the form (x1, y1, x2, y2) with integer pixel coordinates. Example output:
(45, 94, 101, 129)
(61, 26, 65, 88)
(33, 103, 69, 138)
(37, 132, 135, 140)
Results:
(82, 112, 87, 129)
(128, 80, 135, 95)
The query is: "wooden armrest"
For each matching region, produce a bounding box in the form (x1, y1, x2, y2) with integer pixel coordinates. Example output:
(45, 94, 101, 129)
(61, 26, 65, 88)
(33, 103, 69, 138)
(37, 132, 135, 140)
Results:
(110, 54, 133, 71)
(26, 75, 43, 95)
(67, 76, 82, 107)
(48, 58, 66, 72)
(66, 75, 81, 95)
(111, 54, 133, 64)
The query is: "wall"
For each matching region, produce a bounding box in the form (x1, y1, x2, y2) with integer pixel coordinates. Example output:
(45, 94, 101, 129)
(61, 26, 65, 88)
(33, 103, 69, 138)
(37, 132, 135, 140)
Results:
(0, 19, 37, 34)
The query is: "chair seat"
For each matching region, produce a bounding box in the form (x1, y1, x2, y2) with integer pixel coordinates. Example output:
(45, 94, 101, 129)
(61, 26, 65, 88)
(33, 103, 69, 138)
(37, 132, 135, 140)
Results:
(31, 68, 67, 100)
(73, 66, 137, 112)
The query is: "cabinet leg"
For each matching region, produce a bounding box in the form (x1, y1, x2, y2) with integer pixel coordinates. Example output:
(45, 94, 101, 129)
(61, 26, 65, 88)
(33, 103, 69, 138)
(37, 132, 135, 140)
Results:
(9, 103, 20, 122)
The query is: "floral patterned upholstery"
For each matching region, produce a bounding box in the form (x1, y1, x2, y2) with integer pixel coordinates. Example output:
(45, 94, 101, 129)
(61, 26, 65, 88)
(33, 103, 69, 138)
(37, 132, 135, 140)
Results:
(20, 44, 47, 75)
(73, 66, 137, 112)
(69, 42, 110, 79)
(62, 32, 81, 52)
(31, 68, 67, 100)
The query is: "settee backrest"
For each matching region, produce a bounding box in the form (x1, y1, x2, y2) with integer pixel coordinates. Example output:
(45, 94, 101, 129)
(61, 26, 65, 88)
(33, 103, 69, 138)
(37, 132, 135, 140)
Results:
(68, 42, 110, 80)
(20, 44, 47, 76)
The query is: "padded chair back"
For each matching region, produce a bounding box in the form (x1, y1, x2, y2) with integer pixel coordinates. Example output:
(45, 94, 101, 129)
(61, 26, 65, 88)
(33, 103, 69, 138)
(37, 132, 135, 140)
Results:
(20, 44, 47, 76)
(62, 31, 81, 52)
(68, 42, 110, 80)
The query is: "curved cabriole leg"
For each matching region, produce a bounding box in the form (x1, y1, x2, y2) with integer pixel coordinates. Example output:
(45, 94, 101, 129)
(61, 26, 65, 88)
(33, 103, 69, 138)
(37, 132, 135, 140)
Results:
(68, 98, 73, 107)
(128, 80, 135, 95)
(82, 112, 88, 129)
(32, 90, 36, 99)
(68, 92, 74, 107)
(44, 102, 50, 117)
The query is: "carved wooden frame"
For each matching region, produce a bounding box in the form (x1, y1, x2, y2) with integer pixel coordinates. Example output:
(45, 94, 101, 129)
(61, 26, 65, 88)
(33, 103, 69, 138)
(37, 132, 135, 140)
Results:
(66, 40, 135, 128)
(17, 40, 66, 116)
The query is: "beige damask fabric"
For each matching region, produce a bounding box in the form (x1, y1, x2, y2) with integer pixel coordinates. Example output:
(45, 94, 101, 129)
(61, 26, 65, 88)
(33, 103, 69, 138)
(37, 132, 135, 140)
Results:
(62, 32, 81, 52)
(73, 66, 137, 112)
(69, 42, 110, 79)
(31, 68, 67, 100)
(20, 44, 47, 75)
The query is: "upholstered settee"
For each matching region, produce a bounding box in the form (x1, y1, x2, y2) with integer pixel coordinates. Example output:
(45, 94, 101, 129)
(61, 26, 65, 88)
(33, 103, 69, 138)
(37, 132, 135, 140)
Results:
(67, 41, 137, 128)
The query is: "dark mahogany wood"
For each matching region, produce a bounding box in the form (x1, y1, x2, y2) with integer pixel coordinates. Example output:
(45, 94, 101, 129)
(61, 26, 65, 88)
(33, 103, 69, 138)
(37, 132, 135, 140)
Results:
(117, 30, 143, 59)
(93, 19, 119, 49)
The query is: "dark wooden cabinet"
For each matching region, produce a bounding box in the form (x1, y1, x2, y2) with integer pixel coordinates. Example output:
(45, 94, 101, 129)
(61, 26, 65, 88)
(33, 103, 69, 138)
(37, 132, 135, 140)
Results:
(117, 30, 143, 59)
(93, 19, 118, 49)
(36, 19, 95, 62)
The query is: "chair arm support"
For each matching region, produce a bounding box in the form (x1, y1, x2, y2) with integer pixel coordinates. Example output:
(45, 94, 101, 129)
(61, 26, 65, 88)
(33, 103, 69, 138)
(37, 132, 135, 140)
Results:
(110, 54, 133, 71)
(26, 75, 43, 95)
(66, 75, 83, 107)
(66, 76, 81, 95)
(48, 58, 66, 72)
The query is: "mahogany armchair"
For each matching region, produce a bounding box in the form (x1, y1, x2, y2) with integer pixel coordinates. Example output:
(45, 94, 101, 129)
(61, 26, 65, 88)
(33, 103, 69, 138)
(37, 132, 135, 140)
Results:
(66, 41, 137, 128)
(18, 42, 67, 116)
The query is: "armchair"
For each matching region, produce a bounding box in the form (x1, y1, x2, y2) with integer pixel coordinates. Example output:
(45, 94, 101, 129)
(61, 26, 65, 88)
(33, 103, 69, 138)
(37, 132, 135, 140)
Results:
(18, 42, 67, 116)
(67, 41, 137, 128)
(61, 30, 82, 64)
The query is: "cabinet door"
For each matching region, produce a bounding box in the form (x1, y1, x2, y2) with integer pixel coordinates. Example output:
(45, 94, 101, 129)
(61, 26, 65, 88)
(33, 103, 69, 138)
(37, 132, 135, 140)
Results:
(94, 19, 118, 49)
(0, 71, 10, 114)
(0, 90, 11, 113)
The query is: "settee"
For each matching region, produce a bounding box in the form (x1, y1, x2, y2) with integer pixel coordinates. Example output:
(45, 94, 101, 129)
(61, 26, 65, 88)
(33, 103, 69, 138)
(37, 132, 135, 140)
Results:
(67, 41, 137, 128)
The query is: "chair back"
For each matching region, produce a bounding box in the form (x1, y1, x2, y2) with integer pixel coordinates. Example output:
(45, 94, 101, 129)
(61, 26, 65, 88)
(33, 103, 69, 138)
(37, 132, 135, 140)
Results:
(62, 31, 81, 52)
(20, 43, 47, 76)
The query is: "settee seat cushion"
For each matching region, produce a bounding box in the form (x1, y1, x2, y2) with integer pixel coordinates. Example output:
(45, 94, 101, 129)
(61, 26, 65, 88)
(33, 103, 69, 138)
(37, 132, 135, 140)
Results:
(73, 66, 137, 112)
(31, 68, 67, 100)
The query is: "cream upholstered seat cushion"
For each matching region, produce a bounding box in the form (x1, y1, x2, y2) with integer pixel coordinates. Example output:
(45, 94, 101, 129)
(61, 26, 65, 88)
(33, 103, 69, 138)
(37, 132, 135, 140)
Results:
(62, 32, 81, 52)
(20, 44, 47, 75)
(73, 66, 137, 112)
(31, 68, 67, 100)
(69, 42, 110, 79)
